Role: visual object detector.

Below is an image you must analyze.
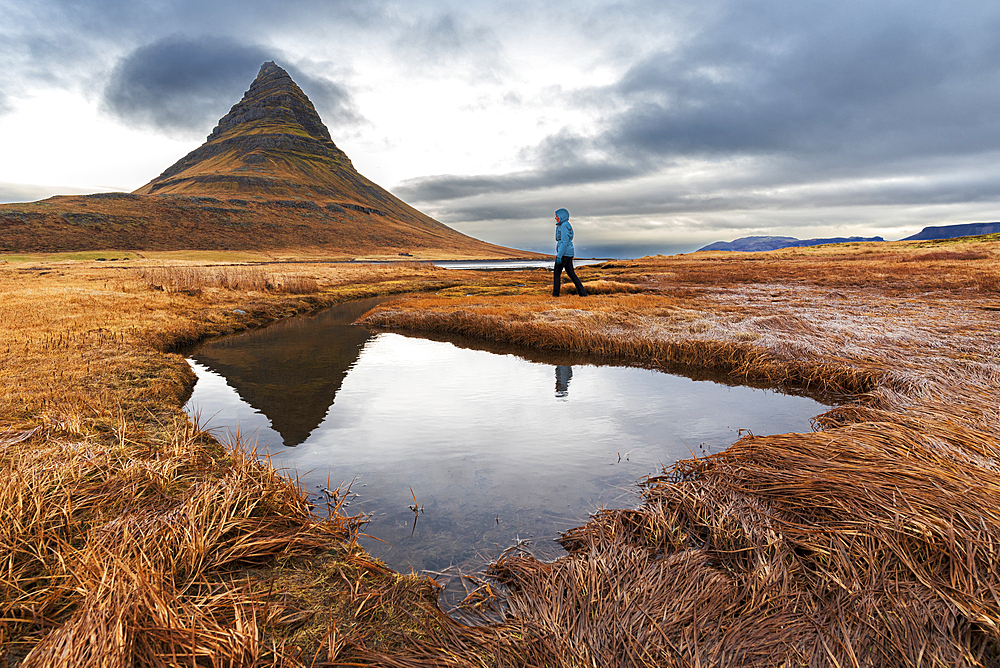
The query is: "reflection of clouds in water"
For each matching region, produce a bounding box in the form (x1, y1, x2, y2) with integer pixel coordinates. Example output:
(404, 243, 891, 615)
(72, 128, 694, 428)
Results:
(557, 366, 813, 455)
(229, 333, 822, 509)
(184, 361, 278, 450)
(310, 335, 609, 462)
(356, 332, 430, 366)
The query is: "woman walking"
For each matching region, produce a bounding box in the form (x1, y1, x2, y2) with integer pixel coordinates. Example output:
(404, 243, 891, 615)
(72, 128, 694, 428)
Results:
(552, 208, 588, 297)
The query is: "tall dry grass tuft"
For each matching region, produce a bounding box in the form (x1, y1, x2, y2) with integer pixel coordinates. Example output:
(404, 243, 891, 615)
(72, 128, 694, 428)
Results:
(136, 265, 321, 294)
(1, 421, 356, 666)
(519, 410, 1000, 665)
(570, 279, 644, 295)
(269, 273, 320, 294)
(0, 258, 473, 664)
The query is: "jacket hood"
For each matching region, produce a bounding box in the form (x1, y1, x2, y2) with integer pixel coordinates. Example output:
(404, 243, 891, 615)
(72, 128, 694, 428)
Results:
(555, 208, 569, 224)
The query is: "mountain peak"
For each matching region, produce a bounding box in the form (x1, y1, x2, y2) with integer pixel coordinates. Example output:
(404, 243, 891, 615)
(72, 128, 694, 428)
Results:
(205, 61, 334, 145)
(134, 61, 354, 198)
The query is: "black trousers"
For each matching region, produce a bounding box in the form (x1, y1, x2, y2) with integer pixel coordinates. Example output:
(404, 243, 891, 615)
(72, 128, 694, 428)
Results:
(553, 257, 588, 296)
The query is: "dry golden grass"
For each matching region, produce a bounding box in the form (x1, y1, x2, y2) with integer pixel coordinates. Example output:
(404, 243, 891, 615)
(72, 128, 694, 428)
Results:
(137, 261, 464, 292)
(0, 258, 462, 423)
(575, 279, 644, 295)
(3, 423, 337, 666)
(611, 236, 1000, 295)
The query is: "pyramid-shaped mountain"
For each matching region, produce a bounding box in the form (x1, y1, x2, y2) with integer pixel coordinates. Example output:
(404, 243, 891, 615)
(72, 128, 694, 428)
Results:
(0, 62, 534, 258)
(137, 62, 377, 202)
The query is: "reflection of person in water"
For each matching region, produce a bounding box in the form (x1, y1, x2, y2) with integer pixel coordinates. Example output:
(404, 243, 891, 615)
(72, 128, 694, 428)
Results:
(555, 365, 573, 398)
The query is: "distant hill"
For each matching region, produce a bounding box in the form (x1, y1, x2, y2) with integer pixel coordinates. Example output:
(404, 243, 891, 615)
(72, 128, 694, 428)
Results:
(902, 222, 1000, 241)
(698, 235, 883, 252)
(698, 222, 1000, 253)
(0, 62, 536, 259)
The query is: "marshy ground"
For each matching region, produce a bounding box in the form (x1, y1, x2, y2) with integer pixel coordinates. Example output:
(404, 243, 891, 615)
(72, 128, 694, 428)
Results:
(2, 238, 1000, 666)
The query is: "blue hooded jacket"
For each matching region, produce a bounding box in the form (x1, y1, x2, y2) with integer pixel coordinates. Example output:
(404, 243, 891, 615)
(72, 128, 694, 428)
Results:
(554, 208, 574, 261)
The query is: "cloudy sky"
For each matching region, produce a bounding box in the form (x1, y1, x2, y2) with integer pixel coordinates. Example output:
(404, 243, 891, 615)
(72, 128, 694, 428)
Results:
(3, 0, 1000, 257)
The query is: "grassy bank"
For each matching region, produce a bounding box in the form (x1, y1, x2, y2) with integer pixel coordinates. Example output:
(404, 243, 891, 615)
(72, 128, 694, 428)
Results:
(3, 240, 1000, 665)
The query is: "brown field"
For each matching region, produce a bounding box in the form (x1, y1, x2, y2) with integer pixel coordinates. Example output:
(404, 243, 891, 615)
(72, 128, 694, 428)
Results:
(2, 237, 1000, 665)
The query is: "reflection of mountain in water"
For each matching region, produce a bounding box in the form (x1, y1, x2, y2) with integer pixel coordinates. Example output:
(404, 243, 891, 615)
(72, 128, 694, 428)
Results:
(188, 297, 389, 446)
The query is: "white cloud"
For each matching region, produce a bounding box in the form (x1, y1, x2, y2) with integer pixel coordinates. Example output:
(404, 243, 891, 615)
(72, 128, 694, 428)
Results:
(0, 88, 197, 194)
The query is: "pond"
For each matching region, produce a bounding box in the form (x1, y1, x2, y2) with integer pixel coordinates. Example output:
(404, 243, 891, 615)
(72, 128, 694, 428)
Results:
(432, 259, 606, 270)
(183, 298, 829, 585)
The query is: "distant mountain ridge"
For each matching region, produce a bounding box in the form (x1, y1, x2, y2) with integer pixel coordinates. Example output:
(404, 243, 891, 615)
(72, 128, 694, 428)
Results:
(700, 221, 1000, 253)
(902, 222, 1000, 241)
(698, 235, 883, 252)
(0, 62, 534, 258)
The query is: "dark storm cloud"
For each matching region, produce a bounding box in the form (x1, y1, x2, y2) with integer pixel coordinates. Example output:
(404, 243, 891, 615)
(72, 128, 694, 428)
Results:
(603, 1, 1000, 167)
(422, 191, 679, 225)
(397, 163, 640, 201)
(102, 37, 272, 134)
(419, 157, 1000, 227)
(102, 36, 361, 136)
(604, 4, 1000, 164)
(289, 67, 363, 128)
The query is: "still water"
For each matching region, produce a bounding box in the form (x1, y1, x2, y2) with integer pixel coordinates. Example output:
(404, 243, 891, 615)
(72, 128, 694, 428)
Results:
(184, 298, 828, 576)
(432, 259, 606, 270)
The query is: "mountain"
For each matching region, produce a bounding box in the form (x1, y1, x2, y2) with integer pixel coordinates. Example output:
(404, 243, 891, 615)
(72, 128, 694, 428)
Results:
(135, 62, 378, 202)
(0, 62, 534, 259)
(902, 222, 1000, 241)
(698, 236, 799, 252)
(698, 235, 883, 252)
